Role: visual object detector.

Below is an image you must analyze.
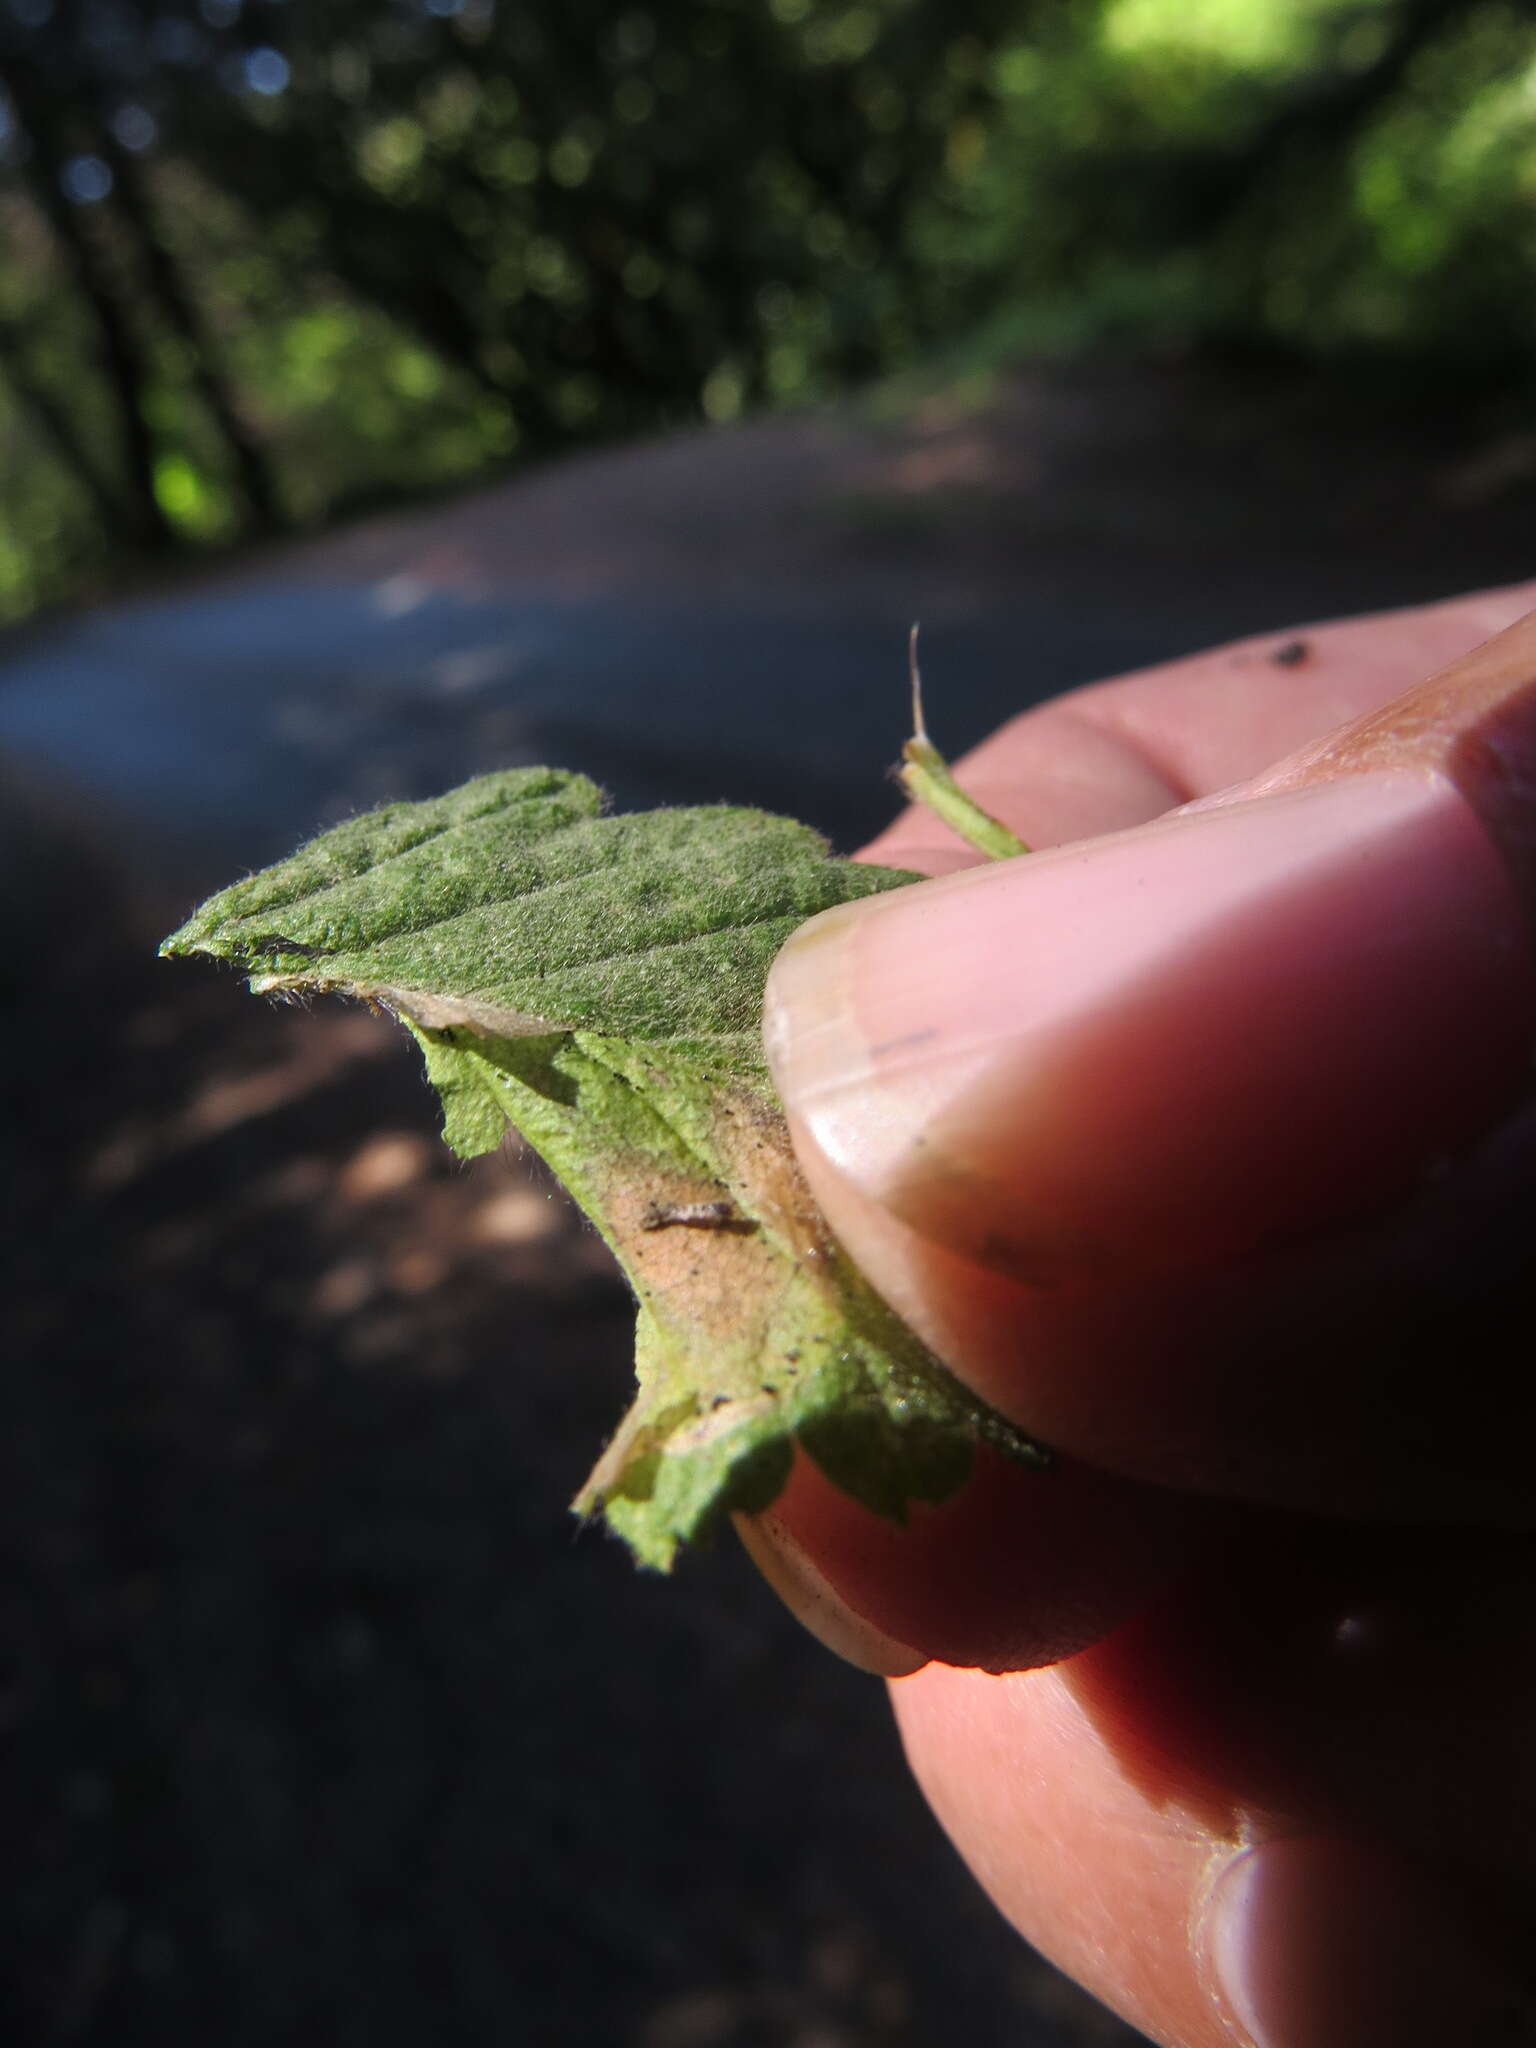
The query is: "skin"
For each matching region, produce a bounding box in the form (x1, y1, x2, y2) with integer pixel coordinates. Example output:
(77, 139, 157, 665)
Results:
(749, 581, 1536, 2047)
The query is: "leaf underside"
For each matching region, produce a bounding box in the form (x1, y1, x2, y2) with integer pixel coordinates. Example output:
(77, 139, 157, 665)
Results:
(161, 766, 1047, 1569)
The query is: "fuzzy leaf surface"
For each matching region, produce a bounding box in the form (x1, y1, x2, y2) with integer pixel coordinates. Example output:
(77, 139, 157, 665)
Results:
(162, 766, 1047, 1566)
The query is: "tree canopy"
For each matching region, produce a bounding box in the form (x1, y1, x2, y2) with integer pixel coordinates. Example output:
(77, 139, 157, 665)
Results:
(2, 0, 1534, 619)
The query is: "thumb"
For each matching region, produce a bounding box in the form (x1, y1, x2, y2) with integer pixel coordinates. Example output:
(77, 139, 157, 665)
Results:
(763, 610, 1536, 1517)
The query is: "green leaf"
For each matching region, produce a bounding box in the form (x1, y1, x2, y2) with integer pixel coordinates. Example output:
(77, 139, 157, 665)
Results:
(161, 765, 1047, 1568)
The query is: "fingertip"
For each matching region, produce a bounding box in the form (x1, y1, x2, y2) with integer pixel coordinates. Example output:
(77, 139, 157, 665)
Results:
(770, 771, 1535, 1280)
(1200, 1838, 1536, 2048)
(741, 1443, 1197, 1676)
(732, 1507, 928, 1678)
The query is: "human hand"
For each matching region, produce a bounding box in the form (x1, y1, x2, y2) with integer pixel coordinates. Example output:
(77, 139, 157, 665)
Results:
(745, 583, 1536, 2047)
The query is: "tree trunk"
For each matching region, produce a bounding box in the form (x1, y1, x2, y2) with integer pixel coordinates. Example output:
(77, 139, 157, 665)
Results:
(0, 306, 136, 539)
(99, 133, 286, 536)
(0, 63, 176, 550)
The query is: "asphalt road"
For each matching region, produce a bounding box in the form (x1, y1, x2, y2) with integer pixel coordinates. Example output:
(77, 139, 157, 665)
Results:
(0, 579, 1250, 888)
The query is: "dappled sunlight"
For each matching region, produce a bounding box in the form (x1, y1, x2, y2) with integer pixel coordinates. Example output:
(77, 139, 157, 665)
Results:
(884, 433, 1005, 496)
(59, 944, 623, 1411)
(1099, 0, 1338, 70)
(176, 1012, 391, 1141)
(370, 573, 433, 619)
(473, 1186, 564, 1245)
(310, 1258, 381, 1321)
(80, 1009, 393, 1189)
(335, 1132, 434, 1203)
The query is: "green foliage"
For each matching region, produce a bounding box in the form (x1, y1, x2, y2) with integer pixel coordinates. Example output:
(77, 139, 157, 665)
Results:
(938, 0, 1536, 377)
(0, 0, 1022, 613)
(3, 0, 1536, 618)
(161, 767, 1047, 1569)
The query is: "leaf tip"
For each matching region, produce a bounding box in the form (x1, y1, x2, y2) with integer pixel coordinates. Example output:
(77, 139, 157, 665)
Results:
(907, 620, 930, 749)
(157, 921, 204, 962)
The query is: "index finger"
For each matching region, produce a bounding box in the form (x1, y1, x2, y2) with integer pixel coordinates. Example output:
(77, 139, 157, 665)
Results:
(865, 578, 1536, 870)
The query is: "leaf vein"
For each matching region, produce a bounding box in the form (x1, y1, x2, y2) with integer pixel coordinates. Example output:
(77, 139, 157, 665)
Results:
(463, 903, 806, 994)
(231, 779, 590, 922)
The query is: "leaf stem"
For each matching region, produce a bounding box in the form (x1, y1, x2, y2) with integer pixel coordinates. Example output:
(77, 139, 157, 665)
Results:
(899, 625, 1029, 860)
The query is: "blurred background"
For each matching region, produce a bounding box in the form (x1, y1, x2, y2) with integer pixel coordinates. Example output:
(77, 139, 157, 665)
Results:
(4, 0, 1536, 615)
(5, 2, 1536, 2044)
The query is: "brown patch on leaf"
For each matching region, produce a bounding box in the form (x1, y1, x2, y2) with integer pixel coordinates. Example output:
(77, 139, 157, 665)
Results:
(573, 1088, 843, 1517)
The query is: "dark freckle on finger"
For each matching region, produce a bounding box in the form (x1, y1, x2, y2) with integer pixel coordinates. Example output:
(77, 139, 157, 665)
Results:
(1271, 639, 1312, 669)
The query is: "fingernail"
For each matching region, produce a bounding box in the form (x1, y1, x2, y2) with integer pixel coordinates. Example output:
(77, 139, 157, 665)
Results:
(732, 1511, 928, 1677)
(766, 771, 1536, 1277)
(1200, 1837, 1536, 2048)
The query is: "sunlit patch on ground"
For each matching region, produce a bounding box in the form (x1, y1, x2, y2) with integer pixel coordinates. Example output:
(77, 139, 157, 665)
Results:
(472, 1185, 561, 1244)
(336, 1132, 434, 1202)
